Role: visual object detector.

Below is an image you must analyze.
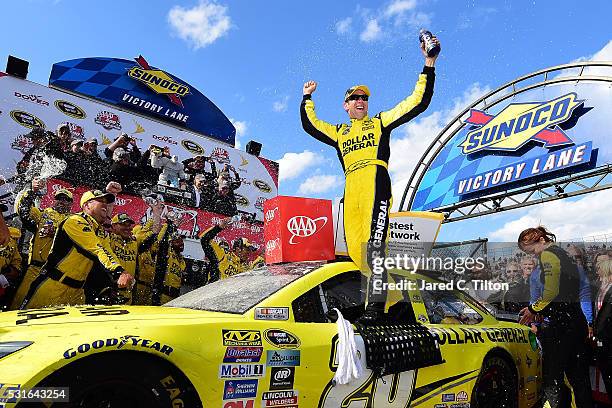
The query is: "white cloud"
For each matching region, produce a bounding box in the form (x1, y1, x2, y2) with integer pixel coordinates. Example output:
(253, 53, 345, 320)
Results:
(591, 40, 612, 60)
(272, 96, 290, 113)
(388, 83, 491, 210)
(298, 175, 341, 195)
(277, 150, 324, 182)
(229, 118, 247, 149)
(168, 0, 232, 49)
(384, 0, 417, 17)
(340, 0, 432, 43)
(336, 17, 353, 35)
(360, 19, 382, 42)
(489, 189, 612, 241)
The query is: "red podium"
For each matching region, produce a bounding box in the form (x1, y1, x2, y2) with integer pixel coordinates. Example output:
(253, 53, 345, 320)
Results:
(264, 196, 335, 264)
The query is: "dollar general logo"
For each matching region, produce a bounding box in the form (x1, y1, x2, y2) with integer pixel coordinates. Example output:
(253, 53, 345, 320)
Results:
(459, 93, 583, 155)
(127, 55, 190, 108)
(223, 330, 262, 346)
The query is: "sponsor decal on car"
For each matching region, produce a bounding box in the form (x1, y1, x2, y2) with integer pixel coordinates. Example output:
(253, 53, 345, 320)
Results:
(95, 110, 121, 130)
(266, 350, 300, 367)
(442, 393, 455, 402)
(255, 307, 289, 321)
(223, 400, 254, 408)
(54, 100, 86, 119)
(264, 329, 300, 349)
(269, 367, 295, 391)
(261, 390, 298, 406)
(223, 380, 258, 400)
(63, 335, 173, 359)
(223, 330, 262, 346)
(14, 91, 49, 106)
(10, 110, 45, 129)
(219, 364, 265, 379)
(456, 391, 468, 401)
(223, 347, 263, 363)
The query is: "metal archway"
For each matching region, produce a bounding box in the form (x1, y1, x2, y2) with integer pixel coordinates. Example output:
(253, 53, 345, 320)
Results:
(399, 61, 612, 222)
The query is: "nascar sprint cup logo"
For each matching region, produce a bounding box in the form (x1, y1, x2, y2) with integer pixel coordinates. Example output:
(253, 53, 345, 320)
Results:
(55, 100, 87, 119)
(459, 93, 583, 155)
(10, 110, 45, 129)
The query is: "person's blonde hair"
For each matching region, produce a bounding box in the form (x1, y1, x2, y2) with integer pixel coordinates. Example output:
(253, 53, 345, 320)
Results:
(596, 259, 612, 283)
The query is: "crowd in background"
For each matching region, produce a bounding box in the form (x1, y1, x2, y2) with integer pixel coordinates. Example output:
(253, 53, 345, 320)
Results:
(10, 124, 243, 215)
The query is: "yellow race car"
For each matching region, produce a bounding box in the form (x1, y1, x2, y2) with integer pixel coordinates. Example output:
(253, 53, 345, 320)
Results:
(0, 261, 541, 408)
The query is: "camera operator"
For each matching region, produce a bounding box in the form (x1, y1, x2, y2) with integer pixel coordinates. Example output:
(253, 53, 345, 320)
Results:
(137, 145, 165, 186)
(106, 148, 141, 193)
(212, 164, 242, 216)
(105, 133, 142, 164)
(183, 155, 217, 181)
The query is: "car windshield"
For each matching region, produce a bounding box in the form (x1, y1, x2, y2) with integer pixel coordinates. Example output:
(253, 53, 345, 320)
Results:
(165, 261, 325, 314)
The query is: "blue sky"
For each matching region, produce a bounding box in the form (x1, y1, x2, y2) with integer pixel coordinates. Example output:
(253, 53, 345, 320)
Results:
(2, 0, 611, 242)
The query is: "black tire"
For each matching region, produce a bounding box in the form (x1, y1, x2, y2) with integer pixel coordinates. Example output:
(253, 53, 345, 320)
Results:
(17, 352, 201, 408)
(471, 355, 518, 408)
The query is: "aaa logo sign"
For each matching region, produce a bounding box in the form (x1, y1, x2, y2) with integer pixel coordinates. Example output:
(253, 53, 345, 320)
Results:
(459, 93, 582, 155)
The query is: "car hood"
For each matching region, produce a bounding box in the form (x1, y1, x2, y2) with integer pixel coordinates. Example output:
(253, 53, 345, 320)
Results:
(0, 305, 241, 329)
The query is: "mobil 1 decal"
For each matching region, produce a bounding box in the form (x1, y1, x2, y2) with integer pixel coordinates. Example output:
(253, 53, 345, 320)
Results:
(319, 335, 415, 407)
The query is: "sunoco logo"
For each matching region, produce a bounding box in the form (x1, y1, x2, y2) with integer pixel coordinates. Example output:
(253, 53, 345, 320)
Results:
(10, 110, 45, 129)
(128, 55, 189, 107)
(459, 93, 582, 155)
(181, 139, 204, 155)
(254, 179, 272, 193)
(55, 100, 86, 119)
(286, 215, 328, 244)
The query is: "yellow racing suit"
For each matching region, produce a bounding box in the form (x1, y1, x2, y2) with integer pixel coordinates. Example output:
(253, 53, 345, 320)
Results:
(160, 249, 186, 304)
(0, 228, 23, 307)
(200, 225, 243, 282)
(10, 189, 69, 309)
(132, 223, 167, 305)
(300, 66, 435, 277)
(21, 212, 125, 309)
(106, 229, 158, 304)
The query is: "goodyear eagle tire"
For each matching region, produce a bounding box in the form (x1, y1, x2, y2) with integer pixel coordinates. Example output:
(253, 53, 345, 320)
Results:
(17, 352, 201, 408)
(471, 355, 518, 408)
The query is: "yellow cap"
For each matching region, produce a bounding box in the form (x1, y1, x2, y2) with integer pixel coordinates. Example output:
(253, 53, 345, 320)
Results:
(80, 190, 115, 208)
(344, 85, 371, 101)
(111, 213, 135, 224)
(54, 188, 73, 200)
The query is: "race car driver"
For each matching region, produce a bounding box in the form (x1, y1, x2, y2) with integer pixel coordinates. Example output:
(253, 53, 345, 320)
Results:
(300, 37, 439, 323)
(20, 189, 133, 309)
(10, 180, 73, 309)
